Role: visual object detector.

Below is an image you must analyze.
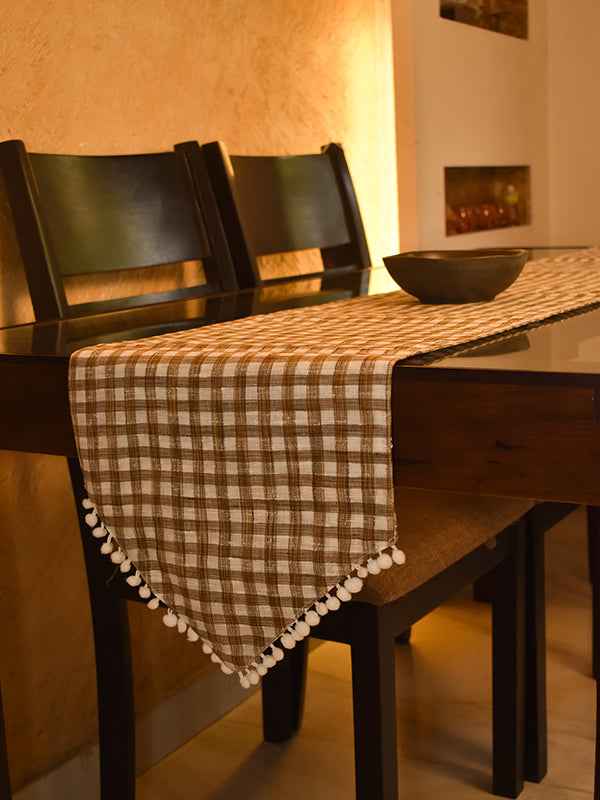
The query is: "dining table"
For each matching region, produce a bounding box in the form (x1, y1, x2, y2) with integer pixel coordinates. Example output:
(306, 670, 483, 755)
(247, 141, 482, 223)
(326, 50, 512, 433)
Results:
(3, 247, 600, 796)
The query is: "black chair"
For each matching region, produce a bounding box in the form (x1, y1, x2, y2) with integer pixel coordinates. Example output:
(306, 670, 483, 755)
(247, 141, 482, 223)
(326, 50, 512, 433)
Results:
(195, 140, 371, 290)
(0, 139, 239, 320)
(194, 140, 548, 799)
(0, 139, 242, 800)
(265, 493, 538, 800)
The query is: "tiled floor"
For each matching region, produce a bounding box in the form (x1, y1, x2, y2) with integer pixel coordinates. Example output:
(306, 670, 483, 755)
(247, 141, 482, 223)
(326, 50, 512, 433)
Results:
(137, 507, 596, 799)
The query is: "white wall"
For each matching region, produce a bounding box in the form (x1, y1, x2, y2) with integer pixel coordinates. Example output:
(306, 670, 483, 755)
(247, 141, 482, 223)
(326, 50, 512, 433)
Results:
(547, 1, 600, 246)
(406, 0, 551, 250)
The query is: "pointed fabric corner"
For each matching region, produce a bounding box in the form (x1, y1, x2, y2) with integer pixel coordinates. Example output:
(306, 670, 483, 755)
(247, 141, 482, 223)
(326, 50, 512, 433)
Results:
(80, 493, 406, 686)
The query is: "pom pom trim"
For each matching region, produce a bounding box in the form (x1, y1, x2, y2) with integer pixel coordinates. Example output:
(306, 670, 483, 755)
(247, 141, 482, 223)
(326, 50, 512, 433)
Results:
(80, 495, 406, 689)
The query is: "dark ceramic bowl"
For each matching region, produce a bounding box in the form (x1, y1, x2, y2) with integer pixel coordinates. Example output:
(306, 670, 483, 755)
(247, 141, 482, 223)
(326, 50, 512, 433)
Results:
(382, 248, 529, 304)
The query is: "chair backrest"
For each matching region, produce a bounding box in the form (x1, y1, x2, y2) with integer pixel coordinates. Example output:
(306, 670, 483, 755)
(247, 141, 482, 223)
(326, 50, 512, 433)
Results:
(0, 140, 239, 320)
(195, 140, 371, 288)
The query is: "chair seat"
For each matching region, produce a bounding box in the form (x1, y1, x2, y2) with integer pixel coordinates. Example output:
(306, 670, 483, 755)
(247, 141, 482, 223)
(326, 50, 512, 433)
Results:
(359, 488, 534, 605)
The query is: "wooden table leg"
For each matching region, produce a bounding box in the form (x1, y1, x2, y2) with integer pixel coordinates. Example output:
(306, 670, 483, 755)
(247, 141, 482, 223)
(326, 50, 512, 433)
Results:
(492, 522, 525, 798)
(523, 511, 548, 783)
(588, 507, 600, 680)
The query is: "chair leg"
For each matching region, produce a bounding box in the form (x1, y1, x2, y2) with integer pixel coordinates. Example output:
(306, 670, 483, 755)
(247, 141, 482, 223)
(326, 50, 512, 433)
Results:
(0, 683, 11, 800)
(491, 522, 526, 798)
(588, 507, 600, 800)
(523, 512, 547, 783)
(349, 605, 398, 800)
(262, 639, 308, 742)
(68, 458, 136, 800)
(588, 506, 600, 680)
(595, 678, 600, 800)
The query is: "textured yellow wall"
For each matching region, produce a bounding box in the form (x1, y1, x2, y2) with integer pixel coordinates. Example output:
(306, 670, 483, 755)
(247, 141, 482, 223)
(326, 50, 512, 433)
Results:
(0, 0, 408, 789)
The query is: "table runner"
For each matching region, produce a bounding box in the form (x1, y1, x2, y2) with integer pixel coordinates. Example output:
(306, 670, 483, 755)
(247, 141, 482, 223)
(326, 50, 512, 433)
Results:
(69, 247, 600, 686)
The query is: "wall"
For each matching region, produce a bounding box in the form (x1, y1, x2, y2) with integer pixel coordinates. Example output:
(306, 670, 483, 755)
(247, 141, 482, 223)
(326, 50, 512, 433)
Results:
(391, 0, 420, 250)
(0, 0, 407, 790)
(408, 0, 551, 249)
(547, 0, 600, 246)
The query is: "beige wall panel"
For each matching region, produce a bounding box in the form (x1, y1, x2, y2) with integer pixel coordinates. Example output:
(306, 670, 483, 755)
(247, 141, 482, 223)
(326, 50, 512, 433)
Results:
(0, 0, 405, 790)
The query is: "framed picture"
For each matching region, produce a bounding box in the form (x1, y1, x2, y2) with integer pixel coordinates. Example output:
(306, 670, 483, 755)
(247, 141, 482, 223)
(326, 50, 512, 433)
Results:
(440, 0, 528, 40)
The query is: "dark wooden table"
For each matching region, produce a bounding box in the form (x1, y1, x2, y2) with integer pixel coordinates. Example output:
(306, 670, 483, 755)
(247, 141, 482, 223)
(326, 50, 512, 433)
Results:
(4, 271, 600, 498)
(393, 308, 600, 506)
(2, 264, 600, 796)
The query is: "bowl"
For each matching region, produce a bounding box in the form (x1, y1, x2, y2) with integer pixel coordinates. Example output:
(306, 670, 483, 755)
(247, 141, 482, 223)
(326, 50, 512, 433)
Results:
(382, 248, 529, 304)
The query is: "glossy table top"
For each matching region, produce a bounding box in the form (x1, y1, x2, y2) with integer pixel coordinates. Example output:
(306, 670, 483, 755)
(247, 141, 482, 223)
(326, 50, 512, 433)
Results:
(0, 273, 370, 358)
(2, 255, 600, 387)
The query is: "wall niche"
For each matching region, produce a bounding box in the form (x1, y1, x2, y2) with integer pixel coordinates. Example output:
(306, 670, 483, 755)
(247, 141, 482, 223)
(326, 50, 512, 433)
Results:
(445, 165, 531, 236)
(440, 0, 528, 40)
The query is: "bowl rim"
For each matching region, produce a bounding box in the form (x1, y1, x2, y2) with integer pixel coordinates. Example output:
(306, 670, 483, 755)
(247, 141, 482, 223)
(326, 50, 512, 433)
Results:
(385, 248, 529, 261)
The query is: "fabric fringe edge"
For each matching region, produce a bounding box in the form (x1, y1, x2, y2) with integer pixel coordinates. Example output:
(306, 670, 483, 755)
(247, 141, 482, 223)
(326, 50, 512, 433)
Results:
(80, 496, 406, 689)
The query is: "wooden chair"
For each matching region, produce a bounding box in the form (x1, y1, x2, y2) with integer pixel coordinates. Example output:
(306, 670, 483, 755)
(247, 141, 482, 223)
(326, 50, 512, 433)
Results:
(194, 140, 371, 290)
(263, 493, 540, 800)
(0, 139, 239, 320)
(192, 140, 548, 799)
(0, 139, 242, 800)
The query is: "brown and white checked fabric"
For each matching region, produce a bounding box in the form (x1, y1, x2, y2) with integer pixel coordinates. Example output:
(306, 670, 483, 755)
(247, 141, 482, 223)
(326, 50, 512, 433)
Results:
(69, 248, 600, 681)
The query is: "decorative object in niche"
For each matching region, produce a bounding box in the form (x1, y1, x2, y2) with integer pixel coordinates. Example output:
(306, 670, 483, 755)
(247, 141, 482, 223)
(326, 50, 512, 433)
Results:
(440, 0, 528, 40)
(445, 166, 531, 236)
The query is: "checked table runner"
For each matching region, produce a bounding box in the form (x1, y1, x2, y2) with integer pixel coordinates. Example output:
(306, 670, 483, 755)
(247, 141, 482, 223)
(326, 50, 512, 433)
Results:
(69, 248, 600, 686)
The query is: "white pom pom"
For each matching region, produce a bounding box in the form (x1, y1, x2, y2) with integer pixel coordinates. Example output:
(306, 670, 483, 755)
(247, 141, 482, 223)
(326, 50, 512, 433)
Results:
(272, 647, 285, 662)
(392, 547, 406, 565)
(147, 597, 160, 610)
(119, 559, 132, 572)
(162, 612, 178, 628)
(377, 552, 393, 570)
(325, 595, 341, 611)
(138, 584, 152, 599)
(247, 670, 260, 685)
(256, 662, 268, 676)
(202, 642, 213, 655)
(240, 675, 251, 689)
(344, 576, 363, 594)
(82, 498, 94, 510)
(295, 620, 310, 637)
(84, 512, 98, 528)
(315, 601, 329, 616)
(262, 653, 276, 668)
(367, 559, 381, 575)
(92, 526, 106, 538)
(177, 618, 188, 634)
(220, 663, 234, 675)
(187, 628, 199, 642)
(126, 572, 141, 586)
(280, 633, 296, 649)
(110, 550, 125, 564)
(210, 652, 221, 664)
(305, 610, 320, 626)
(100, 541, 114, 555)
(336, 586, 352, 602)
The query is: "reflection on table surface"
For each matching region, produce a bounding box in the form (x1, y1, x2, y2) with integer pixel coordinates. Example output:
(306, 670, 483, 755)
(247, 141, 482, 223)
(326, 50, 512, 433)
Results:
(2, 248, 600, 384)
